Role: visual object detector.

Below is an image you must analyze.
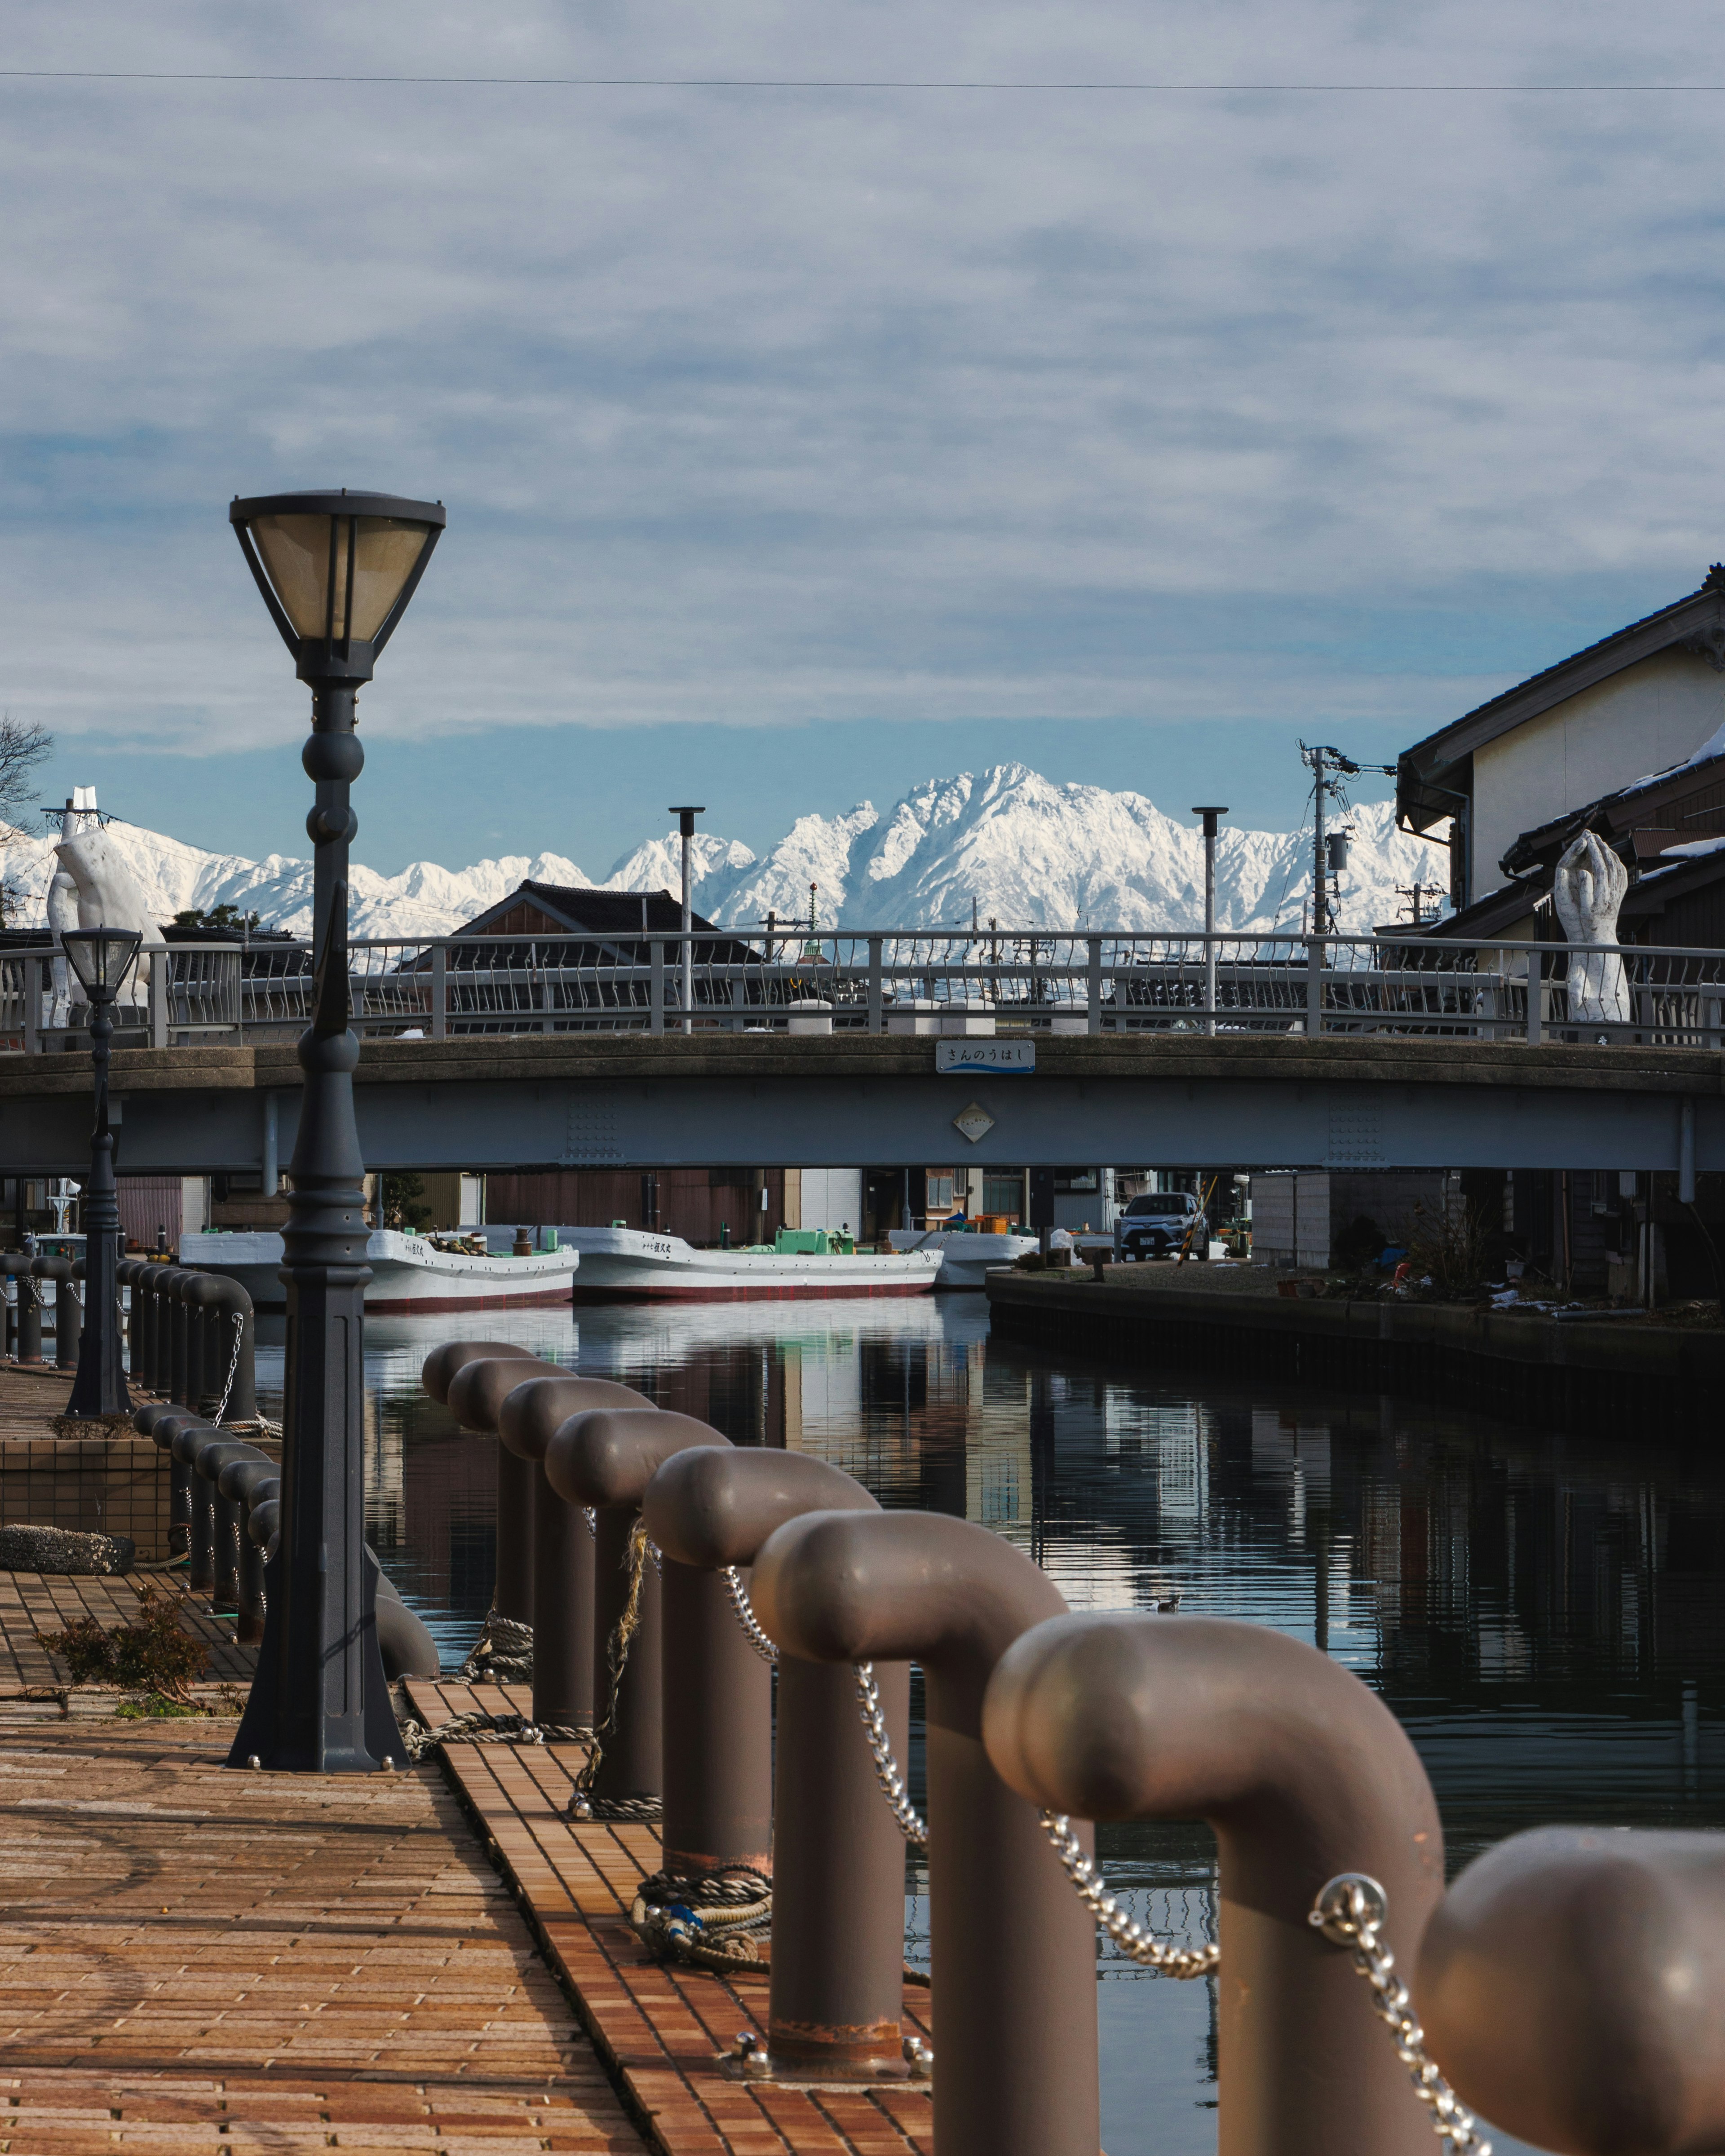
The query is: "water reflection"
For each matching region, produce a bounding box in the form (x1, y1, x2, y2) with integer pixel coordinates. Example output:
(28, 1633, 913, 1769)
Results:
(254, 1299, 1725, 2156)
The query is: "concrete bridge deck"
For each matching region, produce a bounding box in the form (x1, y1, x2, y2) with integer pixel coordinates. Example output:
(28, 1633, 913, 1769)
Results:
(2, 1030, 1721, 1175)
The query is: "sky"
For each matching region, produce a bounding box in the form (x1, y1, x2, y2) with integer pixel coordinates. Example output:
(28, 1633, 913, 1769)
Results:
(3, 4, 1724, 873)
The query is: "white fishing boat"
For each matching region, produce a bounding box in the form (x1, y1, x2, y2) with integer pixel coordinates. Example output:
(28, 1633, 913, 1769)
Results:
(887, 1226, 1041, 1289)
(179, 1228, 580, 1315)
(562, 1225, 942, 1302)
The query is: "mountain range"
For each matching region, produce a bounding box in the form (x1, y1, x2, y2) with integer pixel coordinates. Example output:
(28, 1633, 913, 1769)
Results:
(1, 763, 1450, 940)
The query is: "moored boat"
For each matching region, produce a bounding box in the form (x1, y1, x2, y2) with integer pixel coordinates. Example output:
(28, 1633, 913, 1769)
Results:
(180, 1228, 580, 1314)
(562, 1224, 941, 1301)
(887, 1226, 1041, 1289)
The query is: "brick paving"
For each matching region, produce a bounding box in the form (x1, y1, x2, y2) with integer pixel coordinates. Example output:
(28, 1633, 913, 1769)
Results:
(0, 1572, 254, 1702)
(0, 1704, 642, 2153)
(405, 1680, 933, 2156)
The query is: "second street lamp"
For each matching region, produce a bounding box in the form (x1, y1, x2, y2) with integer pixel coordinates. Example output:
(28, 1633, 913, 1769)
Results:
(226, 488, 445, 1774)
(62, 928, 141, 1418)
(1192, 806, 1229, 1037)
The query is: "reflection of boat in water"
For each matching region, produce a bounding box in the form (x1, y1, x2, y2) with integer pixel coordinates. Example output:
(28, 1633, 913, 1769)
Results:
(180, 1229, 580, 1314)
(887, 1227, 1039, 1289)
(562, 1225, 941, 1301)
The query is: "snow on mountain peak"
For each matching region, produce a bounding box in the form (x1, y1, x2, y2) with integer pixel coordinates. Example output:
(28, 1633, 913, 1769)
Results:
(0, 764, 1450, 941)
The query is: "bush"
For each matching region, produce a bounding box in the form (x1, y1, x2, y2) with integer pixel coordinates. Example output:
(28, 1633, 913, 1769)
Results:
(1405, 1199, 1499, 1299)
(37, 1586, 208, 1702)
(1333, 1214, 1387, 1271)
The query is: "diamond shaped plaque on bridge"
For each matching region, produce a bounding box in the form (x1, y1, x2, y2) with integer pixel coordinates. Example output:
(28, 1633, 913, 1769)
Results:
(953, 1102, 996, 1144)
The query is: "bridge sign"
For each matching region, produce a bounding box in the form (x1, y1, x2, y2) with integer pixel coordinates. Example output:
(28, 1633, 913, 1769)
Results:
(952, 1102, 996, 1144)
(935, 1039, 1036, 1076)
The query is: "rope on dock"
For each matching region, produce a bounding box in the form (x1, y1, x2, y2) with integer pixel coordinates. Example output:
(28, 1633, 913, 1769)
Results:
(460, 1608, 533, 1685)
(567, 1515, 663, 1822)
(397, 1706, 589, 1763)
(631, 1864, 774, 1970)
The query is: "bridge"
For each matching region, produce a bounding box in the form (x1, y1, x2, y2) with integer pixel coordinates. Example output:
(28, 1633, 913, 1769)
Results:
(3, 926, 1722, 1176)
(0, 1029, 1717, 1179)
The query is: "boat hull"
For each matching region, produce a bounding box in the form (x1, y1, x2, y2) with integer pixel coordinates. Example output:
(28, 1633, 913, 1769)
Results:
(562, 1227, 940, 1302)
(180, 1231, 580, 1315)
(888, 1228, 1040, 1289)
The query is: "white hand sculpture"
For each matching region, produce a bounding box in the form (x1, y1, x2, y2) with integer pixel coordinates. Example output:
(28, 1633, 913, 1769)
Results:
(54, 830, 166, 998)
(1552, 831, 1630, 1029)
(45, 869, 79, 1023)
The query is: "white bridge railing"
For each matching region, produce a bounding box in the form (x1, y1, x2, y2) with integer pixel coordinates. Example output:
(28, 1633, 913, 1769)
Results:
(0, 930, 1720, 1051)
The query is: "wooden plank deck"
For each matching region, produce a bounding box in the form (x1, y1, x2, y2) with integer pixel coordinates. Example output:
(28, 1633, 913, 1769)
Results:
(405, 1680, 933, 2156)
(0, 1701, 644, 2152)
(0, 1571, 256, 1702)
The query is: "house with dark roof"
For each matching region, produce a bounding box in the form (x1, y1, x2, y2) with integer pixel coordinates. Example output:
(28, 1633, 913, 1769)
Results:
(1397, 566, 1725, 914)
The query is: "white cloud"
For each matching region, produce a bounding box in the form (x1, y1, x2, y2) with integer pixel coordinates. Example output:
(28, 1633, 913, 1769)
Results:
(0, 2, 1721, 762)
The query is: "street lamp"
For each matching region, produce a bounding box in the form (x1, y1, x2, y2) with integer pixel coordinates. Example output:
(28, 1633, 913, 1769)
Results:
(226, 488, 445, 1775)
(1192, 806, 1229, 1037)
(61, 928, 141, 1418)
(668, 805, 704, 1036)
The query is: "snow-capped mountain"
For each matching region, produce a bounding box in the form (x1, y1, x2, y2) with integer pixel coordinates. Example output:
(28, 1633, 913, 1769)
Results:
(0, 763, 1449, 940)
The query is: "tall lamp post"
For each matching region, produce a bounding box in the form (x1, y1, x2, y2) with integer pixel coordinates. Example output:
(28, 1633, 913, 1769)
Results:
(668, 805, 704, 1035)
(226, 488, 445, 1773)
(62, 928, 141, 1417)
(1192, 806, 1228, 1038)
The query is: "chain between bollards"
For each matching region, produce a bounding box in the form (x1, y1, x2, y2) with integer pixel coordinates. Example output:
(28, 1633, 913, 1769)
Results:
(853, 1659, 928, 1848)
(212, 1312, 245, 1424)
(1310, 1873, 1493, 2155)
(721, 1565, 779, 1664)
(1040, 1812, 1218, 1977)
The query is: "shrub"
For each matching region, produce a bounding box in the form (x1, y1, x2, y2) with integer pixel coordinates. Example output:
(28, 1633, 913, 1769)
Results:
(1405, 1199, 1499, 1299)
(37, 1586, 208, 1702)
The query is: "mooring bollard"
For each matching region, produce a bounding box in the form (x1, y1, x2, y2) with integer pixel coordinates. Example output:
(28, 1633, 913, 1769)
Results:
(981, 1612, 1444, 2156)
(137, 1403, 194, 1556)
(1, 1254, 20, 1361)
(185, 1273, 256, 1422)
(15, 1255, 43, 1365)
(158, 1414, 217, 1589)
(219, 1454, 279, 1642)
(543, 1406, 730, 1817)
(33, 1255, 75, 1370)
(65, 1258, 84, 1373)
(496, 1372, 651, 1732)
(1417, 1824, 1725, 2155)
(437, 1347, 568, 1626)
(162, 1266, 195, 1408)
(196, 1434, 259, 1612)
(146, 1265, 176, 1393)
(643, 1446, 912, 2076)
(752, 1509, 1097, 2156)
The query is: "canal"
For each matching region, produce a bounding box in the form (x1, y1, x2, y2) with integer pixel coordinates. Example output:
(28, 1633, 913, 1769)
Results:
(256, 1298, 1725, 2156)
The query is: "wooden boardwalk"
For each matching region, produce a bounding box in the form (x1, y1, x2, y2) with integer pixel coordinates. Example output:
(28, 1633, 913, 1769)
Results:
(405, 1680, 933, 2156)
(0, 1701, 642, 2153)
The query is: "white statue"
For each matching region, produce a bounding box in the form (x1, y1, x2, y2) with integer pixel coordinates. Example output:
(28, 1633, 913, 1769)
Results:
(1552, 830, 1631, 1029)
(46, 788, 98, 1025)
(53, 820, 165, 1005)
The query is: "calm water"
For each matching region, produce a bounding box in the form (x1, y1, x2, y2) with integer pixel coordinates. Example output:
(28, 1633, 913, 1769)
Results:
(255, 1299, 1725, 2156)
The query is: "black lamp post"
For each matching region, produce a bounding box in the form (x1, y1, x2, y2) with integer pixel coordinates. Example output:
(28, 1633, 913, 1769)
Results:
(225, 488, 445, 1774)
(62, 928, 141, 1418)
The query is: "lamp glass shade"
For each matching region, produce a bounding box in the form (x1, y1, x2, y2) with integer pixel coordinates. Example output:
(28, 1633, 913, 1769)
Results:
(247, 513, 434, 642)
(62, 929, 143, 998)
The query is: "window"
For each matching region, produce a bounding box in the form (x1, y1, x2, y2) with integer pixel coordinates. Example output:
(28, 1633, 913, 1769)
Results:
(1053, 1168, 1100, 1193)
(926, 1171, 956, 1211)
(983, 1171, 1025, 1216)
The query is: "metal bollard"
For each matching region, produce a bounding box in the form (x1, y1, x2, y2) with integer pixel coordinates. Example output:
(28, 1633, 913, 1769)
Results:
(33, 1255, 75, 1370)
(643, 1446, 911, 2076)
(439, 1348, 567, 1625)
(146, 1264, 174, 1393)
(163, 1267, 193, 1407)
(1419, 1825, 1725, 2155)
(138, 1403, 194, 1557)
(496, 1372, 651, 1731)
(543, 1407, 730, 1814)
(218, 1452, 279, 1642)
(161, 1414, 217, 1588)
(196, 1436, 259, 1611)
(168, 1414, 221, 1586)
(982, 1612, 1443, 2156)
(752, 1509, 1097, 2156)
(202, 1277, 256, 1423)
(15, 1256, 42, 1364)
(2, 1254, 19, 1360)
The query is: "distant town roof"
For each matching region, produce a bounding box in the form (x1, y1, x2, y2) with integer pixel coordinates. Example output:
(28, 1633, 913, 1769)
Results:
(456, 881, 721, 939)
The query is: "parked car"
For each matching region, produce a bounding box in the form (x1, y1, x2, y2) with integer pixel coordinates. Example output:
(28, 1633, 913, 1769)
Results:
(1113, 1190, 1207, 1260)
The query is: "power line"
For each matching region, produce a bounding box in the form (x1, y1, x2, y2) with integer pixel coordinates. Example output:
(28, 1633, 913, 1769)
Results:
(1, 70, 1724, 92)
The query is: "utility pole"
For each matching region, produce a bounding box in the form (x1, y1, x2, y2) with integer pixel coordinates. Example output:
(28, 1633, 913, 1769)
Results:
(1397, 882, 1429, 929)
(1192, 806, 1228, 1035)
(669, 806, 704, 1036)
(1310, 745, 1327, 939)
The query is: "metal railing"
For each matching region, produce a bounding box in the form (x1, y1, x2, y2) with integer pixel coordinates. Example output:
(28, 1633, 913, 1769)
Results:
(2, 930, 1722, 1049)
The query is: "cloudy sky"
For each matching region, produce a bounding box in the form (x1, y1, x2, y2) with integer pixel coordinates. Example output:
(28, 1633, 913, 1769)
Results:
(2, 4, 1722, 873)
